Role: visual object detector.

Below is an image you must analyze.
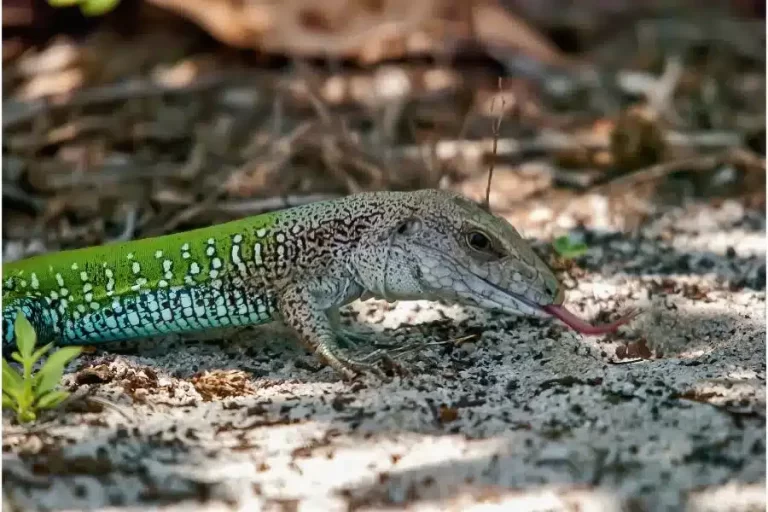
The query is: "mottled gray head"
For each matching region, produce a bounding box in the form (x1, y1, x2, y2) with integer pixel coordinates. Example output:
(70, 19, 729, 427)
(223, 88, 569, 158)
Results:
(350, 189, 564, 317)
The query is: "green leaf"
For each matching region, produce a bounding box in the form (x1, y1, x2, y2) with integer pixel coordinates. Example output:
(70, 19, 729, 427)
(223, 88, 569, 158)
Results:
(18, 409, 36, 423)
(553, 236, 588, 259)
(2, 392, 17, 410)
(46, 0, 82, 7)
(36, 390, 70, 410)
(34, 346, 82, 397)
(10, 352, 24, 364)
(2, 358, 24, 397)
(13, 310, 37, 361)
(30, 343, 54, 364)
(80, 0, 120, 16)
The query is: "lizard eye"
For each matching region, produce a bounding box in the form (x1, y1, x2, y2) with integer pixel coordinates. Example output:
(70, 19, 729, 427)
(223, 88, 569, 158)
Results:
(465, 230, 505, 260)
(467, 231, 491, 251)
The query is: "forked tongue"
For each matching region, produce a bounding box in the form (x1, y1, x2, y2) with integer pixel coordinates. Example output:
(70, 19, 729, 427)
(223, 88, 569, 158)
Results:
(542, 304, 639, 335)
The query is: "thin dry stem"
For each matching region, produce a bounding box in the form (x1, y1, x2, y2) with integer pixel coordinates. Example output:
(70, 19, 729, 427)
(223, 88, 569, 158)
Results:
(484, 77, 505, 210)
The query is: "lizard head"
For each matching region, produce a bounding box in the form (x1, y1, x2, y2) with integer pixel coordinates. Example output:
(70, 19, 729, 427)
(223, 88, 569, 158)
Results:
(351, 189, 636, 334)
(353, 189, 561, 317)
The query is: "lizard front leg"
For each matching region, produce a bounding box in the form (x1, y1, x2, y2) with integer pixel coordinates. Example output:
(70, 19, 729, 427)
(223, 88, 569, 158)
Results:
(277, 280, 384, 380)
(328, 307, 370, 348)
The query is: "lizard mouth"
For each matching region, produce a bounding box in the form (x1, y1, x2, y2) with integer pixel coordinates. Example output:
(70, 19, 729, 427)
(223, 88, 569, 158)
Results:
(541, 303, 639, 335)
(461, 270, 637, 335)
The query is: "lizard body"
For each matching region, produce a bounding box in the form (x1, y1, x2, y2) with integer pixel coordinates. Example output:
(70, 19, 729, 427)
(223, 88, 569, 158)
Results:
(2, 189, 632, 378)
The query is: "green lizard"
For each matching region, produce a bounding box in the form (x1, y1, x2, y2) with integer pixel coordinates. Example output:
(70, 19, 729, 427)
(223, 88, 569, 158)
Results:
(2, 189, 635, 379)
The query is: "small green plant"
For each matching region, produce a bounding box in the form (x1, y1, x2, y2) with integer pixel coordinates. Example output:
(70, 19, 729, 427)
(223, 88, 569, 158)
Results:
(2, 310, 82, 423)
(553, 235, 588, 259)
(46, 0, 121, 17)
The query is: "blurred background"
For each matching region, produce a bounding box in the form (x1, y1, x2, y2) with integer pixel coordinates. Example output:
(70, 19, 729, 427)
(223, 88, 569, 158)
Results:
(2, 0, 765, 256)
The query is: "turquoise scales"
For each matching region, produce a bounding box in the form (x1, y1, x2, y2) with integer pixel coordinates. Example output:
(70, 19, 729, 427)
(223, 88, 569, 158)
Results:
(2, 189, 621, 380)
(2, 210, 284, 351)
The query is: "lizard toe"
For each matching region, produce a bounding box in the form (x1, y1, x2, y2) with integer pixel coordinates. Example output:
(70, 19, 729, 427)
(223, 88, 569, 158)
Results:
(334, 328, 369, 349)
(318, 345, 387, 381)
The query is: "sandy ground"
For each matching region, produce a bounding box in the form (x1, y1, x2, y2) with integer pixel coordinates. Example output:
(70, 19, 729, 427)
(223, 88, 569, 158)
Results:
(2, 197, 765, 512)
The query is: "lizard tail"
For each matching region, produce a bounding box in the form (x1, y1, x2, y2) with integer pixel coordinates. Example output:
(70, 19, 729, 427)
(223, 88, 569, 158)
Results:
(2, 298, 58, 357)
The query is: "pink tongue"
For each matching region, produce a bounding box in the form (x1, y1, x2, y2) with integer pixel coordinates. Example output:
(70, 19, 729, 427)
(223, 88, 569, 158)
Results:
(542, 304, 639, 335)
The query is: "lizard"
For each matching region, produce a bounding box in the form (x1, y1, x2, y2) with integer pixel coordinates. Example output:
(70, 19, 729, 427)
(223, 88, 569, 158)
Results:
(2, 189, 636, 379)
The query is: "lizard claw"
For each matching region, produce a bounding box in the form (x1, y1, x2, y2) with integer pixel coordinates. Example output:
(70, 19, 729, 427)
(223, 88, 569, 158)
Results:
(330, 329, 388, 379)
(316, 344, 387, 381)
(343, 359, 388, 381)
(334, 328, 370, 349)
(336, 352, 388, 381)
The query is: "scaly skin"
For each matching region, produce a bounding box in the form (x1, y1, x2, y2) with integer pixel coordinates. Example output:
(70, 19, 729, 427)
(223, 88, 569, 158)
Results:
(3, 189, 565, 379)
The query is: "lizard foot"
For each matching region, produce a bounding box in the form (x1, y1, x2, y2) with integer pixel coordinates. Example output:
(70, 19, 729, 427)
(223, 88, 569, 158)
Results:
(315, 343, 387, 381)
(334, 328, 371, 349)
(357, 348, 411, 377)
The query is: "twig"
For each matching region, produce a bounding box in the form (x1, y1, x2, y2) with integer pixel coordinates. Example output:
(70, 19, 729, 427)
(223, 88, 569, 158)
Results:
(50, 386, 134, 422)
(293, 61, 380, 192)
(82, 396, 134, 421)
(648, 55, 684, 125)
(293, 60, 335, 127)
(608, 358, 645, 365)
(3, 71, 278, 131)
(146, 120, 313, 235)
(483, 77, 505, 210)
(596, 147, 765, 191)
